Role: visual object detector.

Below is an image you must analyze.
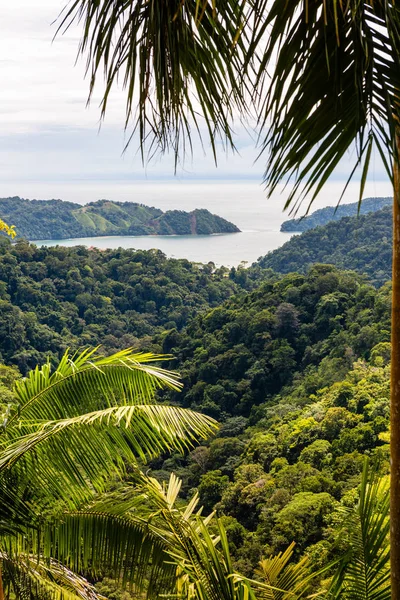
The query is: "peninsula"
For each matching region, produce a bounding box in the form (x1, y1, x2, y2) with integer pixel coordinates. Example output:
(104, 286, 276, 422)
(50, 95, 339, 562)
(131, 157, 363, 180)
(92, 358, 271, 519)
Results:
(280, 196, 392, 232)
(0, 197, 240, 240)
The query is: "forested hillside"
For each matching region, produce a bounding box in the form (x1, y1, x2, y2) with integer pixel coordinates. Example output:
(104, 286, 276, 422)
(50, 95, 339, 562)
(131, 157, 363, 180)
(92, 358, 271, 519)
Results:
(161, 265, 390, 419)
(0, 197, 239, 239)
(0, 237, 393, 579)
(0, 239, 248, 372)
(152, 265, 391, 572)
(255, 206, 392, 286)
(280, 196, 392, 231)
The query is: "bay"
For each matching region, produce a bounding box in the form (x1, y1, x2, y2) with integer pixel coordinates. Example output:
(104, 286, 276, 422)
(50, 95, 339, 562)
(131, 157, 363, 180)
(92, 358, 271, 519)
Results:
(28, 179, 393, 267)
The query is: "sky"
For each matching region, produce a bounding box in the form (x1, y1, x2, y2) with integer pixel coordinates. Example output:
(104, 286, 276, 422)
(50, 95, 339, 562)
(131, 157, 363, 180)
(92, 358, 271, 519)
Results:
(0, 0, 263, 186)
(0, 0, 394, 204)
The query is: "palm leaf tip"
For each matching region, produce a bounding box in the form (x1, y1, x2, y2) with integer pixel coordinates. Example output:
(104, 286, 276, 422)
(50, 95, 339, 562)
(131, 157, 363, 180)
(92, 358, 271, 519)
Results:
(11, 347, 183, 425)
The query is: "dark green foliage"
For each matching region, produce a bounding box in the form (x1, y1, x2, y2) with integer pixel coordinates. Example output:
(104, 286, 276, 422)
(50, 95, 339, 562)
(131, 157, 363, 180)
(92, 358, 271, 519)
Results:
(280, 197, 392, 232)
(0, 233, 393, 578)
(0, 240, 246, 372)
(0, 197, 239, 240)
(255, 207, 392, 286)
(163, 265, 390, 418)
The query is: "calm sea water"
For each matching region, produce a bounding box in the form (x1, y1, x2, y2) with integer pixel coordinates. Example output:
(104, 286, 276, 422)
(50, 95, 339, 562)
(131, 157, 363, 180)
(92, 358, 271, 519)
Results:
(28, 179, 392, 267)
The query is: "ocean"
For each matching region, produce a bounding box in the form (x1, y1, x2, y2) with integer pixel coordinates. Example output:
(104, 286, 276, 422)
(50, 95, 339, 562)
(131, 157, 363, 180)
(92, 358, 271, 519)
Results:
(26, 179, 392, 267)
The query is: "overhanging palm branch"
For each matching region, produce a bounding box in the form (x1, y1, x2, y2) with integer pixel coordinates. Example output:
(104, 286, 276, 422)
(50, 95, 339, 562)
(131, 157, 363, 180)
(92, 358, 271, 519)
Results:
(1, 552, 102, 600)
(328, 461, 390, 599)
(0, 404, 217, 505)
(57, 0, 248, 162)
(8, 347, 183, 424)
(254, 0, 400, 212)
(0, 348, 217, 506)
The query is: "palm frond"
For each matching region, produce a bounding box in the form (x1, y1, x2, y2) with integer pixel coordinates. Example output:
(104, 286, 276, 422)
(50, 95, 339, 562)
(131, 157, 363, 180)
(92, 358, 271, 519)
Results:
(129, 474, 258, 600)
(254, 542, 312, 600)
(0, 405, 217, 505)
(328, 460, 390, 599)
(1, 553, 101, 600)
(255, 0, 400, 214)
(8, 348, 182, 426)
(57, 0, 249, 163)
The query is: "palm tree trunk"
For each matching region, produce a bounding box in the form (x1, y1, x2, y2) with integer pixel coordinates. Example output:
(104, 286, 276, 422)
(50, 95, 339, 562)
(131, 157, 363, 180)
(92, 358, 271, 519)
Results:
(0, 560, 4, 600)
(391, 133, 400, 598)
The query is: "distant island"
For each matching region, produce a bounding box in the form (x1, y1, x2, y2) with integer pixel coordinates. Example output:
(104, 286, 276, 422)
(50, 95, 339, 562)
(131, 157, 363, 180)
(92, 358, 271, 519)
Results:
(0, 197, 240, 240)
(280, 196, 392, 232)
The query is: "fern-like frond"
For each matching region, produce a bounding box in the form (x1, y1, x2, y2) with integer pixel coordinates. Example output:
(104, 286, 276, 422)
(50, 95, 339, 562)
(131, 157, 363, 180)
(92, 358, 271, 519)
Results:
(328, 461, 390, 599)
(9, 348, 182, 426)
(0, 405, 217, 506)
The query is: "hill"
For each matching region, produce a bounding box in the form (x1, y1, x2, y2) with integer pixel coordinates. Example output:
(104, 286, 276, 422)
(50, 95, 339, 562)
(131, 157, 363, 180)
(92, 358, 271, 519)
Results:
(280, 196, 392, 232)
(0, 197, 240, 240)
(254, 206, 392, 286)
(0, 239, 251, 372)
(0, 236, 392, 573)
(154, 265, 390, 567)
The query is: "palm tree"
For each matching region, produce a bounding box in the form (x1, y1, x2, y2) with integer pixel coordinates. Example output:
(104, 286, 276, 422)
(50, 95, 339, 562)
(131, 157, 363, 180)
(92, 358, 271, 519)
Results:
(40, 471, 317, 600)
(328, 461, 390, 599)
(0, 346, 217, 600)
(57, 2, 400, 593)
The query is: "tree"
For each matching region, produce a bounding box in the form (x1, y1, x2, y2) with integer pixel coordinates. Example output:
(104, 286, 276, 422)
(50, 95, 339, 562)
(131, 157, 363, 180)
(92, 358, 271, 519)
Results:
(58, 0, 400, 592)
(44, 471, 318, 600)
(0, 347, 217, 600)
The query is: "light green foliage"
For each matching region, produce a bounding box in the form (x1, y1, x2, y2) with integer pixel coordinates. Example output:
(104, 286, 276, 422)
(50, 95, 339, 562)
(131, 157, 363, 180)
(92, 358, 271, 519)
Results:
(173, 356, 391, 569)
(0, 349, 218, 600)
(198, 469, 230, 512)
(271, 492, 337, 551)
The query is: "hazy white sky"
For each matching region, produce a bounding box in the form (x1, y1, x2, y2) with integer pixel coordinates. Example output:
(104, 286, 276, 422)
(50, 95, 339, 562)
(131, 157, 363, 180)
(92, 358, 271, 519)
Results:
(0, 0, 264, 187)
(0, 0, 393, 200)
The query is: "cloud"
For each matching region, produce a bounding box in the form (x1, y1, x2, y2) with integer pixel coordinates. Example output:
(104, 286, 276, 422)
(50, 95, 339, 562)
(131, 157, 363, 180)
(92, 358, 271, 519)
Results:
(0, 0, 393, 196)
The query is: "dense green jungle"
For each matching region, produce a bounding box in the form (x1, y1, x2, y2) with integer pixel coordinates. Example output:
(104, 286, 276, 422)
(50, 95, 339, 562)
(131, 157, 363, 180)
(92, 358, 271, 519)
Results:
(0, 206, 393, 596)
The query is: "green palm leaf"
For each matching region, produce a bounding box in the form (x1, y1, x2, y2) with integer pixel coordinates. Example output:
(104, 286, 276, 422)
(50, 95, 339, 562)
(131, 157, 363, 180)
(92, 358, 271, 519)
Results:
(254, 0, 400, 212)
(328, 461, 390, 599)
(0, 349, 219, 600)
(0, 348, 217, 508)
(0, 405, 216, 507)
(8, 348, 183, 425)
(57, 0, 248, 162)
(254, 542, 312, 600)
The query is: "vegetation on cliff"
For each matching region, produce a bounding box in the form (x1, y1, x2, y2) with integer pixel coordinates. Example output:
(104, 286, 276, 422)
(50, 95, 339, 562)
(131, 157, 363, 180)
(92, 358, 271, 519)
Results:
(0, 197, 239, 240)
(256, 207, 392, 286)
(280, 197, 392, 232)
